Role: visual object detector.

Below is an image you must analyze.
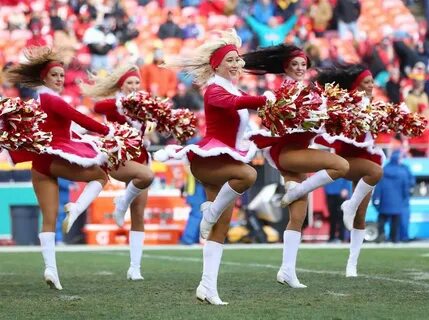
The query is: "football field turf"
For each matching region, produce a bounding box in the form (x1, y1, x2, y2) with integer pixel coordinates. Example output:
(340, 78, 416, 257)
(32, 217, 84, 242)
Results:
(1, 245, 428, 319)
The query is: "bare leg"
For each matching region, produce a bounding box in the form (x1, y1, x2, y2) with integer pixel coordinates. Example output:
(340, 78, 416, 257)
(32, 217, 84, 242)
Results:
(342, 158, 383, 231)
(32, 169, 62, 290)
(344, 158, 383, 277)
(49, 159, 108, 233)
(110, 161, 154, 227)
(279, 148, 349, 206)
(191, 155, 256, 305)
(277, 172, 307, 288)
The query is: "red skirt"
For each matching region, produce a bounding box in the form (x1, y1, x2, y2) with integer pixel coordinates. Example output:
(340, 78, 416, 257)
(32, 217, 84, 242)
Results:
(249, 131, 317, 172)
(314, 136, 383, 165)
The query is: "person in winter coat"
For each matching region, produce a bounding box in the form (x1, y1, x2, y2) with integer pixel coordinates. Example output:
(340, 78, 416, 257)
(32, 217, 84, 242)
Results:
(372, 151, 412, 243)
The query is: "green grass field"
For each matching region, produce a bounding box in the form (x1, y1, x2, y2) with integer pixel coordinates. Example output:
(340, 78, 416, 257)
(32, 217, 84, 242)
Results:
(1, 245, 428, 320)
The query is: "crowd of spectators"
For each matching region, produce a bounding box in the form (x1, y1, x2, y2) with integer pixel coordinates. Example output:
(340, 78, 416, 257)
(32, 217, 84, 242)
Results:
(0, 0, 428, 153)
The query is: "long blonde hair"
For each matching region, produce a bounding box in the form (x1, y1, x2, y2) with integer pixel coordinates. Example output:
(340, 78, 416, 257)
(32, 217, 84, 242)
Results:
(5, 46, 64, 88)
(164, 29, 244, 86)
(80, 64, 140, 99)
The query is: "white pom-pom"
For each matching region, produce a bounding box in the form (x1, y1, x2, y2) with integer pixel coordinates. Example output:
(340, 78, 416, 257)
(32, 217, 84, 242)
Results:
(153, 149, 169, 162)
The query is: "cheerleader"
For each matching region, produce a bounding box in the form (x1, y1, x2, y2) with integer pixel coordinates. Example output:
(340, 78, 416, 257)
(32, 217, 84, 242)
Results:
(158, 29, 273, 305)
(242, 44, 349, 288)
(315, 64, 383, 277)
(80, 64, 154, 281)
(5, 47, 110, 290)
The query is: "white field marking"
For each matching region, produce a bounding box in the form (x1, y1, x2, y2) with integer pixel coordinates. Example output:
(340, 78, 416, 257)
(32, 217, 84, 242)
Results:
(94, 271, 114, 276)
(137, 254, 429, 289)
(1, 241, 429, 253)
(58, 295, 82, 301)
(420, 253, 429, 257)
(326, 291, 350, 297)
(405, 271, 429, 281)
(0, 272, 15, 276)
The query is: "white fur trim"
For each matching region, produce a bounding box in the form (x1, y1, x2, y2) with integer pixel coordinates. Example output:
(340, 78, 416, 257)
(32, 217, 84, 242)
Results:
(262, 147, 278, 170)
(36, 86, 60, 100)
(44, 133, 107, 167)
(156, 141, 258, 164)
(316, 133, 386, 163)
(244, 129, 276, 140)
(153, 149, 169, 162)
(2, 150, 16, 166)
(207, 75, 241, 96)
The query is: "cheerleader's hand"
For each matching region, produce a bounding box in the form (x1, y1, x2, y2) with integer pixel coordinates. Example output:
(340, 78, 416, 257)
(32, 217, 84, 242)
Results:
(263, 90, 276, 104)
(144, 121, 157, 135)
(106, 124, 115, 138)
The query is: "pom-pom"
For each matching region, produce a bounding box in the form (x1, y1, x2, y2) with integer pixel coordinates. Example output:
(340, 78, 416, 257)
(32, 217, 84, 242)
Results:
(0, 97, 52, 152)
(97, 123, 143, 170)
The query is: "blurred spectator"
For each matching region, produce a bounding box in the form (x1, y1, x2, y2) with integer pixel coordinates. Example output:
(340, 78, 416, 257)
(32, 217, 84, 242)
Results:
(275, 0, 299, 21)
(157, 11, 183, 39)
(53, 16, 81, 65)
(404, 75, 429, 116)
(83, 14, 118, 72)
(324, 178, 352, 242)
(140, 49, 177, 98)
(49, 5, 66, 31)
(112, 8, 139, 45)
(385, 68, 402, 104)
(373, 151, 412, 243)
(393, 36, 422, 76)
(234, 17, 253, 49)
(304, 43, 322, 68)
(172, 83, 203, 111)
(244, 14, 297, 47)
(1, 62, 19, 98)
(26, 18, 49, 48)
(252, 0, 275, 25)
(400, 155, 416, 242)
(182, 0, 201, 6)
(182, 11, 204, 39)
(335, 0, 361, 40)
(309, 0, 333, 38)
(199, 0, 225, 16)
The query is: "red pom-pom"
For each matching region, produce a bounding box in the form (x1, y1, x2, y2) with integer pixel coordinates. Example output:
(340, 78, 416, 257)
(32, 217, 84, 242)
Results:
(0, 97, 52, 152)
(97, 123, 143, 170)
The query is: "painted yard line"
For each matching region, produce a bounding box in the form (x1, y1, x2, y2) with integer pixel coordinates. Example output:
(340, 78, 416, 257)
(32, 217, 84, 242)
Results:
(141, 254, 429, 289)
(1, 241, 429, 253)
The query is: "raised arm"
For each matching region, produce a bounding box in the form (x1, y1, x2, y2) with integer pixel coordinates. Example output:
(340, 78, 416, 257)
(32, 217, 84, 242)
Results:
(206, 85, 266, 110)
(42, 94, 109, 135)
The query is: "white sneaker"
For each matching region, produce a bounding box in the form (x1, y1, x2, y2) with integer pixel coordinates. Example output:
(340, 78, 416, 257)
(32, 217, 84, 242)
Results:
(341, 200, 356, 231)
(113, 196, 126, 227)
(127, 267, 144, 281)
(277, 270, 307, 288)
(346, 264, 357, 277)
(280, 181, 300, 207)
(62, 203, 78, 234)
(44, 268, 63, 290)
(200, 201, 215, 240)
(196, 284, 228, 305)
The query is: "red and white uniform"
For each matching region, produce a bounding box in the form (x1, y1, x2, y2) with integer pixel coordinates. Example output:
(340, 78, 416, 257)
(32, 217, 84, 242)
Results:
(314, 132, 385, 165)
(94, 94, 149, 164)
(156, 75, 266, 163)
(247, 129, 318, 173)
(9, 87, 109, 175)
(247, 78, 321, 173)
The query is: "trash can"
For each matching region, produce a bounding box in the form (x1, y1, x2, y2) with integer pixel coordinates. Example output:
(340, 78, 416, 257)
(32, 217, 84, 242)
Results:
(10, 206, 40, 245)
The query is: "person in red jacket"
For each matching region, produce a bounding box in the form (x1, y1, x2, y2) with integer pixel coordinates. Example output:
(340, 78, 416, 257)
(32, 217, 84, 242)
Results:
(5, 47, 110, 290)
(157, 29, 273, 305)
(80, 64, 154, 281)
(242, 44, 349, 289)
(315, 64, 384, 277)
